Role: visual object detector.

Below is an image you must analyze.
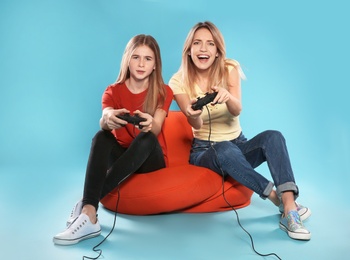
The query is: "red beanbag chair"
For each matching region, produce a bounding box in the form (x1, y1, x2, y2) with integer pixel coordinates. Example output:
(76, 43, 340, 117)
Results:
(100, 111, 253, 215)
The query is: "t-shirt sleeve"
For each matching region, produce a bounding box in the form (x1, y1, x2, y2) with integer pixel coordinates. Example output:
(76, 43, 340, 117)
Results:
(101, 85, 115, 110)
(161, 85, 174, 113)
(168, 73, 187, 95)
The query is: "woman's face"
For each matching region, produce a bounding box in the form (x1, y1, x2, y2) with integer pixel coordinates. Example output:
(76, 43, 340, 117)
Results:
(129, 45, 156, 81)
(189, 28, 218, 71)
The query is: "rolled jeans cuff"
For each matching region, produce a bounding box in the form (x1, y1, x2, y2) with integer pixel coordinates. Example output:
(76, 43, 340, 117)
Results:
(261, 181, 274, 199)
(276, 181, 299, 201)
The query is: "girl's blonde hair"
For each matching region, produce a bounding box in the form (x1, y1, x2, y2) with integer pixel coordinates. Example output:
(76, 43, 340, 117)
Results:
(178, 21, 245, 98)
(116, 34, 167, 115)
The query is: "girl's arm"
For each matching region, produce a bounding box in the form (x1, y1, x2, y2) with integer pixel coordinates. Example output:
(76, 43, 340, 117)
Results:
(151, 108, 167, 135)
(99, 107, 130, 130)
(133, 108, 166, 136)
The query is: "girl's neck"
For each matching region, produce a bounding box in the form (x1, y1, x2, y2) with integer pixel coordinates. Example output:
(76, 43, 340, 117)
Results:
(125, 77, 149, 94)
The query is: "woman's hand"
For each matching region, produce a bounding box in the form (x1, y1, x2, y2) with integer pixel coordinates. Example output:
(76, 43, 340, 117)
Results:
(183, 99, 203, 129)
(211, 83, 242, 116)
(186, 99, 203, 119)
(172, 93, 203, 129)
(211, 86, 230, 104)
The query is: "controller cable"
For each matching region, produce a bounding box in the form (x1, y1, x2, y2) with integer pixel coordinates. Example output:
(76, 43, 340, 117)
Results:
(82, 110, 282, 260)
(204, 105, 282, 260)
(82, 127, 138, 260)
(82, 186, 121, 260)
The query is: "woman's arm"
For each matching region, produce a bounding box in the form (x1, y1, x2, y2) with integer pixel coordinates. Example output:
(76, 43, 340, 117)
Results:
(225, 66, 242, 116)
(173, 93, 203, 130)
(212, 66, 242, 116)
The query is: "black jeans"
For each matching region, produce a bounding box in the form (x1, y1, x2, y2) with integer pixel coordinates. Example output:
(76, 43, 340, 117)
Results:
(82, 130, 165, 210)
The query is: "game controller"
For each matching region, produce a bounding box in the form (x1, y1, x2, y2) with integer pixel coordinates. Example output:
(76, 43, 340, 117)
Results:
(191, 92, 218, 110)
(117, 113, 147, 129)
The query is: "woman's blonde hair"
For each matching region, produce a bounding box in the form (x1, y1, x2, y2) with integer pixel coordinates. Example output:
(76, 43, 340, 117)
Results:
(178, 21, 245, 98)
(115, 34, 167, 115)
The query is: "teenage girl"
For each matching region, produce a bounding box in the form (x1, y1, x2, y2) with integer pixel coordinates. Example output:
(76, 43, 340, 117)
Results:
(53, 34, 173, 245)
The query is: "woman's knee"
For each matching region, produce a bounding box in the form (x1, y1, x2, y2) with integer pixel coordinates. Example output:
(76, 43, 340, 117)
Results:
(263, 130, 285, 143)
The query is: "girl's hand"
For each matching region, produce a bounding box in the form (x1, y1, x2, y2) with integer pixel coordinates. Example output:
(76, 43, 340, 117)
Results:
(103, 108, 130, 130)
(134, 110, 152, 132)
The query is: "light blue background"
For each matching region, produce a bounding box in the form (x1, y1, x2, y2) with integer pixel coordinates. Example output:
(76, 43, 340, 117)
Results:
(1, 0, 349, 259)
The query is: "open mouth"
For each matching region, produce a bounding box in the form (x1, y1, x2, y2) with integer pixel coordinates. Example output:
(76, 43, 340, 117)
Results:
(197, 55, 210, 60)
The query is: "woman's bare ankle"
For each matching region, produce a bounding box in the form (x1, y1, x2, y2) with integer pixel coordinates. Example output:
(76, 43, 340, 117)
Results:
(281, 191, 297, 214)
(268, 190, 280, 206)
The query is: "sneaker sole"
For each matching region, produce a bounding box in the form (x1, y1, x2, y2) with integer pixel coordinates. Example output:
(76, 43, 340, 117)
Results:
(53, 230, 101, 246)
(279, 223, 311, 240)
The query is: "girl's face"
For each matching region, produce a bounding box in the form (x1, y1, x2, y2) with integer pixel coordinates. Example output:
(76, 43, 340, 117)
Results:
(190, 28, 218, 71)
(129, 45, 156, 81)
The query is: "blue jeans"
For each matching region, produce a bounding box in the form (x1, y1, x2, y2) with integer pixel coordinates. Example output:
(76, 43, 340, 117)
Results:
(189, 130, 298, 200)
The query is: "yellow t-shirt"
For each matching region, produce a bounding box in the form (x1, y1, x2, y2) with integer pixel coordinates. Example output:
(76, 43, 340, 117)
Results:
(169, 67, 242, 142)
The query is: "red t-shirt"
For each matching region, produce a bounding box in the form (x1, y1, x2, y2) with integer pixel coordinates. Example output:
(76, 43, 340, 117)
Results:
(101, 82, 174, 165)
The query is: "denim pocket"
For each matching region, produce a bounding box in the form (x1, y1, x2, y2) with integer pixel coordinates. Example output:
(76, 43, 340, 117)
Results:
(231, 132, 247, 145)
(190, 139, 211, 153)
(189, 139, 212, 164)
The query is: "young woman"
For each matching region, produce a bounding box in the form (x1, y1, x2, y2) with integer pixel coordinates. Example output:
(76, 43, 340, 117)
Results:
(53, 34, 173, 245)
(169, 21, 311, 240)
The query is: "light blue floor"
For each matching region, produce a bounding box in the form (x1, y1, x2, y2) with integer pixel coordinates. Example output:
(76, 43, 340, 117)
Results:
(1, 163, 349, 260)
(1, 1, 350, 259)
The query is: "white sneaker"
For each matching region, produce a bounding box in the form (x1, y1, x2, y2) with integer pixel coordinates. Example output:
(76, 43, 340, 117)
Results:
(66, 199, 83, 227)
(53, 213, 101, 245)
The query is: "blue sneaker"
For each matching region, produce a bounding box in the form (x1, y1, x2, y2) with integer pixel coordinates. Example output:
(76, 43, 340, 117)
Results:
(279, 202, 311, 221)
(279, 210, 311, 240)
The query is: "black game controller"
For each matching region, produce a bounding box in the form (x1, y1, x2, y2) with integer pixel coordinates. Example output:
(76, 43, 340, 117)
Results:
(191, 92, 218, 110)
(117, 113, 147, 129)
